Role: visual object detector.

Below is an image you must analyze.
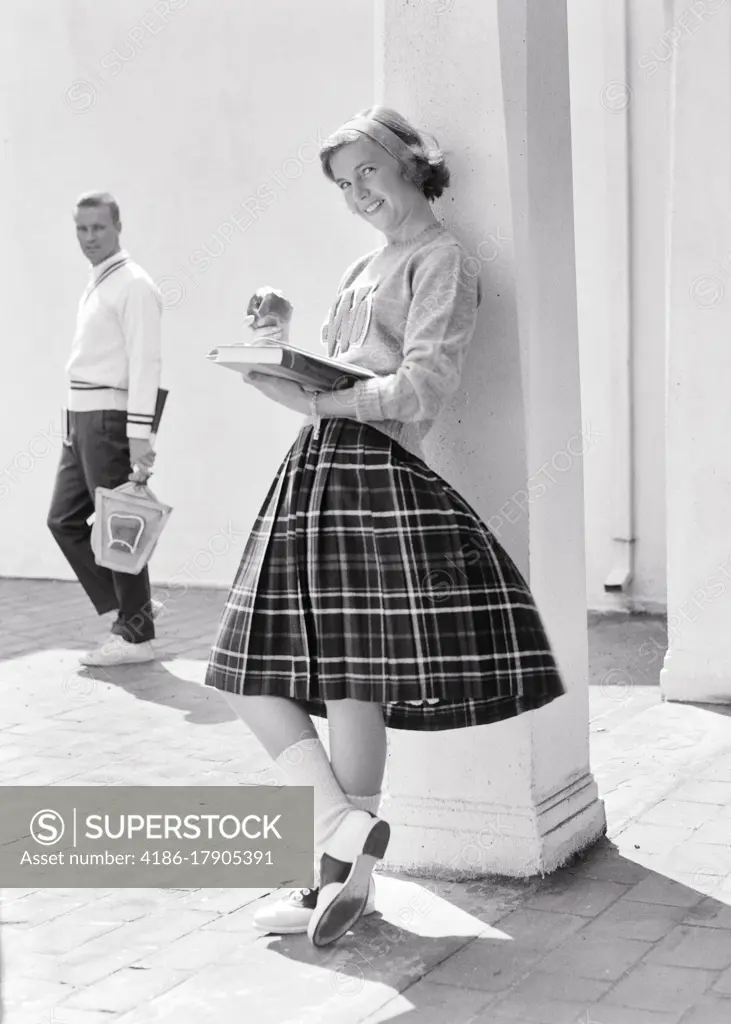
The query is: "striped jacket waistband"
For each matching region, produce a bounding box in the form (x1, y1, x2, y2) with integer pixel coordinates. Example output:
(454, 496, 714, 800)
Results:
(70, 381, 126, 391)
(67, 382, 128, 413)
(66, 382, 157, 430)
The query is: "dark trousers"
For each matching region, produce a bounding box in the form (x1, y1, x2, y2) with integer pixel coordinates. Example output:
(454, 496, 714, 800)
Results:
(47, 409, 155, 644)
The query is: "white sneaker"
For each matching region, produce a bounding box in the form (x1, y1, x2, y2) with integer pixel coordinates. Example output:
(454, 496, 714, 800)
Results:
(79, 636, 155, 667)
(253, 879, 377, 935)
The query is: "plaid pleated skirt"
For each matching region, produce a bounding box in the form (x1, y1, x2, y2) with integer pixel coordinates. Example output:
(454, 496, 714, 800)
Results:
(204, 419, 565, 730)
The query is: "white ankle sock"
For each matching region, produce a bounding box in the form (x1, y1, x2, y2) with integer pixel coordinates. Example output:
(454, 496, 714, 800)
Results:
(346, 792, 381, 816)
(274, 738, 352, 853)
(308, 793, 382, 887)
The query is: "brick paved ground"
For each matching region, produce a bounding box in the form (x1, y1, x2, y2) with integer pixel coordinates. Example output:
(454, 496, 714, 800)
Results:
(1, 579, 731, 1023)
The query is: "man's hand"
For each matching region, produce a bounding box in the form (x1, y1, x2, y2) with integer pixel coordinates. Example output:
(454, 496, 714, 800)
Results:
(129, 437, 156, 471)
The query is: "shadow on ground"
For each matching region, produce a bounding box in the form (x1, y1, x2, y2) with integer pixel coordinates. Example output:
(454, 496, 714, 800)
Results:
(76, 661, 235, 726)
(122, 837, 731, 1024)
(0, 577, 236, 727)
(265, 841, 731, 1023)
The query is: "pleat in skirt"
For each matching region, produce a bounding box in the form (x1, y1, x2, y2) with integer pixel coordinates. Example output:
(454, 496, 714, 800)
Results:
(204, 419, 565, 730)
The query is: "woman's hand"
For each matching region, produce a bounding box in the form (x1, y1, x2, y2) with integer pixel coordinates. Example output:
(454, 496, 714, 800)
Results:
(243, 372, 311, 414)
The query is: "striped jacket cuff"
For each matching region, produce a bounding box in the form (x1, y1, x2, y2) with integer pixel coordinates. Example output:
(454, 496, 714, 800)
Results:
(127, 411, 155, 440)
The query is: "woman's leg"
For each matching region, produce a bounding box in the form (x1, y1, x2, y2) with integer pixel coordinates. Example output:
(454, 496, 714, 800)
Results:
(224, 692, 389, 946)
(325, 698, 387, 801)
(221, 692, 317, 760)
(222, 693, 364, 855)
(221, 694, 387, 799)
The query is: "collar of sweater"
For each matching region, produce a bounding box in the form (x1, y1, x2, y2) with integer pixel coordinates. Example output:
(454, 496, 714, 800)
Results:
(89, 248, 130, 279)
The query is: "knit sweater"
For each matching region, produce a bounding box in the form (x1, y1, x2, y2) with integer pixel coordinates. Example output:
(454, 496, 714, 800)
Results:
(311, 223, 479, 459)
(65, 249, 163, 440)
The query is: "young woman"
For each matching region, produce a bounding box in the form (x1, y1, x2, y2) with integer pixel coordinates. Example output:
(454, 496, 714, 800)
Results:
(205, 106, 565, 948)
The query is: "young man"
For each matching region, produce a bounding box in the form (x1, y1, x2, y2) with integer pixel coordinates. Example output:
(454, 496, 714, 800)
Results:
(48, 191, 164, 666)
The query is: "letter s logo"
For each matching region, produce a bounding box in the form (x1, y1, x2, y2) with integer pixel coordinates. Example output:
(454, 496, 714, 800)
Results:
(30, 809, 65, 846)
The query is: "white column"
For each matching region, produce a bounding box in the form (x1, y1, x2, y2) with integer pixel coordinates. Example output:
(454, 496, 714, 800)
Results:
(661, 0, 731, 705)
(374, 0, 605, 877)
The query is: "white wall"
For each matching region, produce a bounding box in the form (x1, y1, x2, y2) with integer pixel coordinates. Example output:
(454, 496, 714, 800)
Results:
(2, 0, 672, 615)
(568, 0, 669, 612)
(567, 0, 615, 611)
(0, 0, 374, 588)
(627, 0, 671, 611)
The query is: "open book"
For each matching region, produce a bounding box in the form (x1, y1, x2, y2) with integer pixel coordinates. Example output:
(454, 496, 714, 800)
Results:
(206, 343, 375, 391)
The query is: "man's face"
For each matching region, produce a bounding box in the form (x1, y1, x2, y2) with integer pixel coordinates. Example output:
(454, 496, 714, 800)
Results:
(74, 204, 121, 265)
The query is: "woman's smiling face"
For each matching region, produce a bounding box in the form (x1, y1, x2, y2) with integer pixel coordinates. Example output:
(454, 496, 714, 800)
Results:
(329, 137, 422, 238)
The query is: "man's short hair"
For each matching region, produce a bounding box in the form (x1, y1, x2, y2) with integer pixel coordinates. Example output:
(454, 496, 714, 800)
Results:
(75, 191, 121, 226)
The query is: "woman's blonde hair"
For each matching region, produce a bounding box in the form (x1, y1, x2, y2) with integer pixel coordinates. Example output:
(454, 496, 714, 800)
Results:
(319, 107, 451, 201)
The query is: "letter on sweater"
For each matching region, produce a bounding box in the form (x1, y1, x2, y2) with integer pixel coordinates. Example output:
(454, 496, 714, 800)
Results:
(350, 244, 479, 423)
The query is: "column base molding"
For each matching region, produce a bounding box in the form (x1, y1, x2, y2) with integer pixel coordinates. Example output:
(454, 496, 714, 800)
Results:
(381, 771, 606, 879)
(661, 650, 731, 705)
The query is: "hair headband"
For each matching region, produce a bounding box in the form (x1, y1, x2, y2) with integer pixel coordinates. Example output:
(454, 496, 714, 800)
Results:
(340, 116, 415, 168)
